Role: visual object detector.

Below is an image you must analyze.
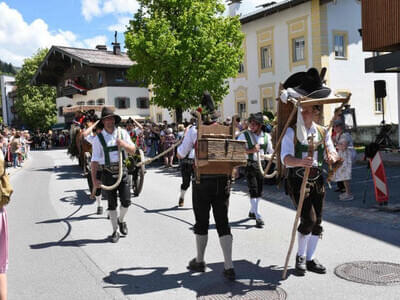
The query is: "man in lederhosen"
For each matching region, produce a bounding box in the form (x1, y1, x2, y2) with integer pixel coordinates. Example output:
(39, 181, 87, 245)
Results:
(177, 132, 194, 207)
(91, 107, 136, 243)
(281, 67, 338, 275)
(177, 91, 236, 280)
(237, 112, 273, 228)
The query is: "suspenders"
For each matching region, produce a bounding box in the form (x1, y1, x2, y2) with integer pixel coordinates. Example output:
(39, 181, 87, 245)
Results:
(97, 131, 126, 167)
(243, 130, 268, 160)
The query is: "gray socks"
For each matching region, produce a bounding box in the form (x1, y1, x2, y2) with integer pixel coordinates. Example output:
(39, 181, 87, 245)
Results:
(180, 189, 186, 199)
(219, 235, 234, 270)
(195, 234, 208, 263)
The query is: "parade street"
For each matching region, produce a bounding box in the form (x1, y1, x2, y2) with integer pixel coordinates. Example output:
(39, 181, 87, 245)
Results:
(7, 149, 400, 300)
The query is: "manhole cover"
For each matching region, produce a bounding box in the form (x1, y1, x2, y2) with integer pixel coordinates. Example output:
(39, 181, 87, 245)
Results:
(335, 261, 400, 286)
(197, 280, 286, 300)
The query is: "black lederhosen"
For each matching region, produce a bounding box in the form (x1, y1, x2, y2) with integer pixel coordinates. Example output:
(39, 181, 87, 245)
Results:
(102, 168, 131, 210)
(180, 158, 194, 191)
(245, 160, 266, 198)
(287, 167, 325, 236)
(192, 175, 231, 237)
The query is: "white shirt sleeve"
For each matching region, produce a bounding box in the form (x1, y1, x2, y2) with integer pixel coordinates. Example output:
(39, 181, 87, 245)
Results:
(177, 127, 196, 158)
(121, 129, 134, 146)
(237, 133, 249, 149)
(266, 133, 274, 154)
(325, 130, 337, 155)
(280, 127, 295, 165)
(90, 136, 104, 164)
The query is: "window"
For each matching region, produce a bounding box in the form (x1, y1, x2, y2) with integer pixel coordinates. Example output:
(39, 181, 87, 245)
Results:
(96, 98, 105, 105)
(98, 72, 103, 85)
(115, 97, 130, 109)
(262, 97, 275, 113)
(136, 97, 150, 109)
(292, 37, 305, 62)
(238, 62, 245, 74)
(375, 97, 383, 113)
(260, 46, 272, 69)
(77, 101, 85, 105)
(334, 35, 345, 57)
(87, 100, 95, 105)
(237, 102, 246, 119)
(58, 106, 63, 116)
(156, 113, 162, 123)
(115, 71, 125, 82)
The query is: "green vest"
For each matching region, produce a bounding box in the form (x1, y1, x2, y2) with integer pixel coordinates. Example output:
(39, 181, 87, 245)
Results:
(97, 131, 126, 167)
(294, 125, 325, 167)
(243, 130, 269, 160)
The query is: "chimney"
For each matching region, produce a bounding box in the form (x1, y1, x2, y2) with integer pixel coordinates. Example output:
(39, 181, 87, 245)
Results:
(112, 31, 121, 55)
(227, 0, 241, 17)
(96, 45, 107, 51)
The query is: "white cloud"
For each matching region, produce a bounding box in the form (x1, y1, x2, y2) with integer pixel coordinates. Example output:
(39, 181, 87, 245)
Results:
(107, 16, 131, 32)
(81, 0, 102, 21)
(81, 0, 138, 21)
(0, 2, 107, 66)
(83, 35, 108, 49)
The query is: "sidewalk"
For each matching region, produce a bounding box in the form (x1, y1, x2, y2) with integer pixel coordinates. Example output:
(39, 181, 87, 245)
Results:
(355, 150, 400, 166)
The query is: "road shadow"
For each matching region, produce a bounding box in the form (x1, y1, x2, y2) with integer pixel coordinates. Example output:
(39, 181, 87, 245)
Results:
(33, 164, 83, 180)
(61, 189, 94, 206)
(103, 259, 286, 297)
(132, 203, 194, 227)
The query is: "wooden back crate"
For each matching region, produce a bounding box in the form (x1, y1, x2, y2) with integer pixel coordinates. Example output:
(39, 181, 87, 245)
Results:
(195, 112, 247, 180)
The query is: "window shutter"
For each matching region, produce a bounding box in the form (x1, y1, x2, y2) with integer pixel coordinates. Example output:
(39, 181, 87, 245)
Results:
(115, 98, 119, 108)
(126, 98, 130, 108)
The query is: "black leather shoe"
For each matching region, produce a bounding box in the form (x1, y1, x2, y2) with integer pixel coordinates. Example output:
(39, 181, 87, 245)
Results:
(97, 206, 103, 215)
(306, 259, 326, 274)
(223, 268, 236, 281)
(248, 212, 256, 219)
(256, 218, 264, 228)
(187, 258, 206, 272)
(178, 197, 184, 207)
(111, 231, 120, 243)
(118, 221, 128, 236)
(295, 255, 306, 274)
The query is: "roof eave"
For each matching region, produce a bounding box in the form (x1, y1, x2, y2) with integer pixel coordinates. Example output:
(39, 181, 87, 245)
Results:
(240, 0, 311, 25)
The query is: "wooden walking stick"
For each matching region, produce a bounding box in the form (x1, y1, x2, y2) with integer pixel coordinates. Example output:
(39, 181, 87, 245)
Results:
(282, 134, 315, 279)
(263, 101, 298, 177)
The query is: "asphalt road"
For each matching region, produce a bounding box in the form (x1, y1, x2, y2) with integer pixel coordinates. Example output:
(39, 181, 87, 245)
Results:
(6, 149, 400, 300)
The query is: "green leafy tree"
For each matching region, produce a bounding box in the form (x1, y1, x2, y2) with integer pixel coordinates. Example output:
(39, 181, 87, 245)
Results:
(14, 49, 56, 130)
(125, 0, 244, 122)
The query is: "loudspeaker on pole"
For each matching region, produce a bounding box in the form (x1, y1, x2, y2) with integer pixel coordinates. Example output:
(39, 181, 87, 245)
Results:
(374, 80, 387, 98)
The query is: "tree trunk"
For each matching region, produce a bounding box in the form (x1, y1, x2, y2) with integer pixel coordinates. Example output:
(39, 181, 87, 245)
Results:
(175, 107, 183, 124)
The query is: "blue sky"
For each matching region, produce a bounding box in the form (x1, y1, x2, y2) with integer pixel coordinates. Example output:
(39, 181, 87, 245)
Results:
(0, 0, 282, 67)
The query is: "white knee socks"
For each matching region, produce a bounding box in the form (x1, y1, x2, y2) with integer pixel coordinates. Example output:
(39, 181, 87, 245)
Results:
(306, 235, 319, 261)
(255, 198, 261, 219)
(250, 198, 257, 213)
(109, 210, 118, 232)
(219, 235, 234, 270)
(196, 234, 208, 263)
(96, 195, 102, 208)
(119, 206, 129, 223)
(297, 232, 311, 257)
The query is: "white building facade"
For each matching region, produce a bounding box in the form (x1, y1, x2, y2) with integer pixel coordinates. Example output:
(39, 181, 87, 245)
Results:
(56, 86, 150, 124)
(0, 75, 16, 126)
(223, 0, 398, 143)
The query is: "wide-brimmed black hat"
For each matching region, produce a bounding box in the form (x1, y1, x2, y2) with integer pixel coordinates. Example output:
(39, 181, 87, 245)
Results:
(100, 106, 121, 124)
(201, 91, 220, 121)
(126, 117, 134, 125)
(248, 112, 264, 125)
(293, 68, 331, 99)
